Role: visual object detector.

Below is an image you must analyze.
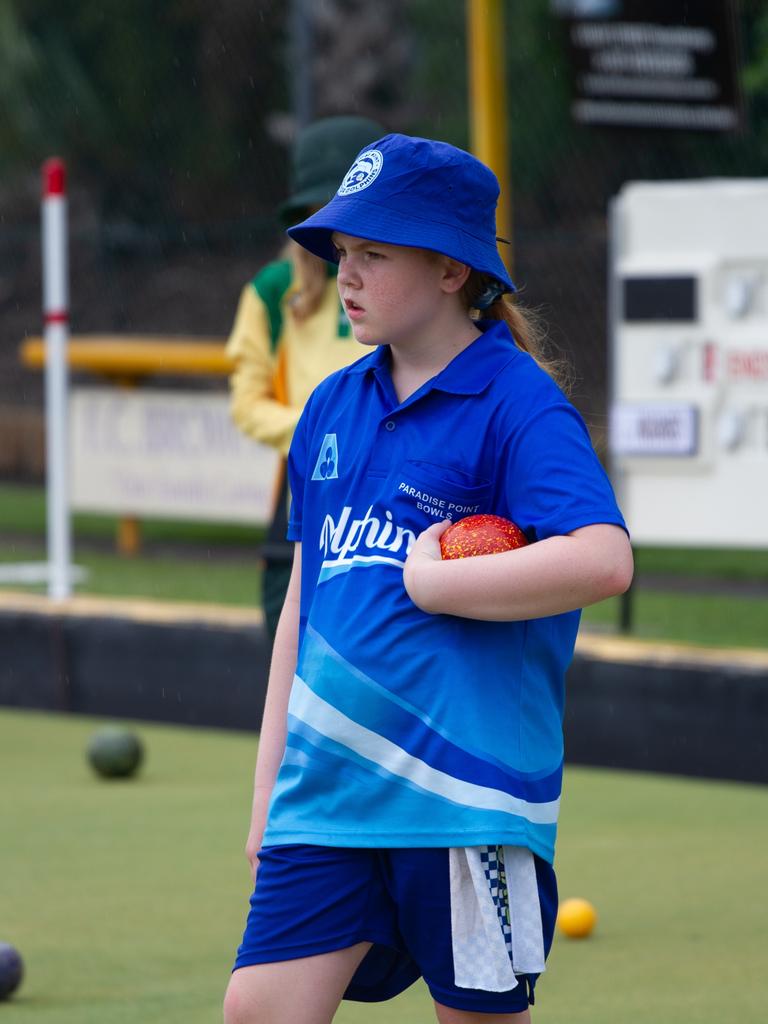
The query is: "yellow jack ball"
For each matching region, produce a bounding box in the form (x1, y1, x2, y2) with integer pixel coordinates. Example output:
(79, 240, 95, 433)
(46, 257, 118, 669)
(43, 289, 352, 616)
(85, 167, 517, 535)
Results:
(556, 897, 597, 938)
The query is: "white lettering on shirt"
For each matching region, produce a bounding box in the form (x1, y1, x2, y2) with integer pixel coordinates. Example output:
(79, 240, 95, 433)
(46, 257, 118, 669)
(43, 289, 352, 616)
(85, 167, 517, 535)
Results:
(397, 481, 447, 509)
(320, 505, 416, 562)
(397, 480, 481, 519)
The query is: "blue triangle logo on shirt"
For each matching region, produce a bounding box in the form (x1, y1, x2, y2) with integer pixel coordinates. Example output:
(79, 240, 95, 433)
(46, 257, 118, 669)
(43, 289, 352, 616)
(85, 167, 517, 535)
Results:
(311, 433, 339, 481)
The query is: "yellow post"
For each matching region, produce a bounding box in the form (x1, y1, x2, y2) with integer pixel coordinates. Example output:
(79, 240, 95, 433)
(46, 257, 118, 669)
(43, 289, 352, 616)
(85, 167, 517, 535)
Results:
(116, 377, 142, 557)
(466, 0, 512, 275)
(117, 516, 142, 557)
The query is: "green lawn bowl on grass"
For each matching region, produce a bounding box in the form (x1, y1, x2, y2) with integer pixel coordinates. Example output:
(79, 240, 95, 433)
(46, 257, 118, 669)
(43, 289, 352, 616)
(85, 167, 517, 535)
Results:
(0, 942, 23, 1001)
(86, 726, 144, 779)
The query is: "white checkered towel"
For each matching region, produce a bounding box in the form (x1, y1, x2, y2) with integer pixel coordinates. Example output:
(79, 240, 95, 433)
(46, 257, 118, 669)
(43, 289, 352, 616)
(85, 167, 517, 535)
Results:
(449, 845, 545, 991)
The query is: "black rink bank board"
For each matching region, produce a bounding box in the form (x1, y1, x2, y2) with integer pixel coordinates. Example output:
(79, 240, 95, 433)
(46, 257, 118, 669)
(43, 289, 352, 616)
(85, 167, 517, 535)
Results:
(0, 594, 269, 731)
(1, 594, 766, 784)
(566, 635, 768, 785)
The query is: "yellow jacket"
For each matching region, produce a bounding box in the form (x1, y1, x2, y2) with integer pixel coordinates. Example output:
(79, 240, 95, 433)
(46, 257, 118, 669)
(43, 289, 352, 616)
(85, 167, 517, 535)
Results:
(225, 260, 368, 458)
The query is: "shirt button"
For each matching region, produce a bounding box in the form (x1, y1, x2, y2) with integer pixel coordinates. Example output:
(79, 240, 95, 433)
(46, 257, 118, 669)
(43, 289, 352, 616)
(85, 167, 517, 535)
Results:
(385, 420, 396, 431)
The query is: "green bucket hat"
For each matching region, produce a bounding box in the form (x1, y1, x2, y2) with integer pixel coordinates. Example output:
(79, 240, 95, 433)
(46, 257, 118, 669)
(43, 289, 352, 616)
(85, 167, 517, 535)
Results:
(279, 115, 385, 226)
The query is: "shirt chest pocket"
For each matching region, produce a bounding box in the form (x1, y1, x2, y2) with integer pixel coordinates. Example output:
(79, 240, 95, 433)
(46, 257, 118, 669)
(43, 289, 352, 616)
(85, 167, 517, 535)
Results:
(391, 460, 492, 526)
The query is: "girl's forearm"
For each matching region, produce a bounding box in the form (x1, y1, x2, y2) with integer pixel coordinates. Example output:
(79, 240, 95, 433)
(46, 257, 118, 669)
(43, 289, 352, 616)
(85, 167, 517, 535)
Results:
(252, 546, 301, 801)
(404, 523, 633, 621)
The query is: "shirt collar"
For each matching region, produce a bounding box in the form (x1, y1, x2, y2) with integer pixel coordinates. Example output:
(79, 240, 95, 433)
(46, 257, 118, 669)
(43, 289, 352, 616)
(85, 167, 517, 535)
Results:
(346, 319, 519, 395)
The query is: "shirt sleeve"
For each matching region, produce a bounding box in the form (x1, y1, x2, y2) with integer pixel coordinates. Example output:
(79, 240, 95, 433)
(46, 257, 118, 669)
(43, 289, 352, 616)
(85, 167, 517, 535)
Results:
(286, 397, 312, 541)
(225, 282, 301, 456)
(503, 402, 627, 541)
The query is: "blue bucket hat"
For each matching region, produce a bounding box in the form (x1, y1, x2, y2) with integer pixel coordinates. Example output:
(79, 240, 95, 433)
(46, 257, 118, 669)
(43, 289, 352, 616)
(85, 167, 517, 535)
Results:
(287, 133, 515, 295)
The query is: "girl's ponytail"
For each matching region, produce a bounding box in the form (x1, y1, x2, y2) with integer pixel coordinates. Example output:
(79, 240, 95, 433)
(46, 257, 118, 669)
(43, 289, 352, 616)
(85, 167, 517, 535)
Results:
(462, 271, 570, 390)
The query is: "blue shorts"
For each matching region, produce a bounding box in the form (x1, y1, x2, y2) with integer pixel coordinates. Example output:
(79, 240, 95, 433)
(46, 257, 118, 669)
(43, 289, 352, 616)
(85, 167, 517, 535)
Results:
(233, 845, 558, 1014)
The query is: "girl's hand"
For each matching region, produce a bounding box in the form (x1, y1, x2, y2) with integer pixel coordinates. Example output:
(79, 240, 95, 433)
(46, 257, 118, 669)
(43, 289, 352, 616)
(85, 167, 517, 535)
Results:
(407, 519, 451, 562)
(403, 520, 451, 608)
(245, 787, 272, 882)
(245, 822, 264, 883)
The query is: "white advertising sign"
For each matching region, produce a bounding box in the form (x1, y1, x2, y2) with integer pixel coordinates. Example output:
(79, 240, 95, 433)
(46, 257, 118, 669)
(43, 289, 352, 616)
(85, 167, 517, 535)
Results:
(610, 179, 768, 548)
(70, 388, 279, 524)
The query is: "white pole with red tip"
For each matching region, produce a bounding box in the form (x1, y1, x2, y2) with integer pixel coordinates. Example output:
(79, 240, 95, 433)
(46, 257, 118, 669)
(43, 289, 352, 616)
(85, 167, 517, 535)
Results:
(42, 157, 72, 600)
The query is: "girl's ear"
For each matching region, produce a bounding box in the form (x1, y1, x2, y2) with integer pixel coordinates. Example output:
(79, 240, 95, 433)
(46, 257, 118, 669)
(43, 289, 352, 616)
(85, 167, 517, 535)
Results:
(439, 256, 472, 294)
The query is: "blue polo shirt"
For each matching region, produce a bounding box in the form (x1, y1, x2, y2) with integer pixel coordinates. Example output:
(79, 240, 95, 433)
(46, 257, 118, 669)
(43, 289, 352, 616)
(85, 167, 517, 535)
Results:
(262, 320, 626, 863)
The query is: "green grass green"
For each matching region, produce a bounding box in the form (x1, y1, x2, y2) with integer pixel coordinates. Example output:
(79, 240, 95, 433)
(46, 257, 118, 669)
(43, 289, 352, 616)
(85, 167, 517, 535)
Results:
(2, 482, 767, 647)
(0, 538, 260, 606)
(0, 482, 264, 549)
(1, 709, 766, 1023)
(581, 589, 768, 649)
(629, 545, 768, 580)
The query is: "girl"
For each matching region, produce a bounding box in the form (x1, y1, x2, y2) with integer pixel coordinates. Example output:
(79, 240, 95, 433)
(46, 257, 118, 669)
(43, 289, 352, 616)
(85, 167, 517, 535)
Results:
(224, 134, 632, 1024)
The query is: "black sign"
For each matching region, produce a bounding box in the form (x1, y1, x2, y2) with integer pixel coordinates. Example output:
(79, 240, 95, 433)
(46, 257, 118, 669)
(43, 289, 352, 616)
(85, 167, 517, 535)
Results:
(622, 276, 698, 322)
(553, 0, 743, 132)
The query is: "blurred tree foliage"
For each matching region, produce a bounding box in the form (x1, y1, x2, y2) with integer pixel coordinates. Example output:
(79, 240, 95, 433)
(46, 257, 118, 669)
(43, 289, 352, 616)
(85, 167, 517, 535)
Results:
(742, 0, 768, 155)
(405, 0, 575, 195)
(0, 0, 766, 227)
(405, 0, 768, 219)
(310, 0, 411, 122)
(0, 0, 289, 222)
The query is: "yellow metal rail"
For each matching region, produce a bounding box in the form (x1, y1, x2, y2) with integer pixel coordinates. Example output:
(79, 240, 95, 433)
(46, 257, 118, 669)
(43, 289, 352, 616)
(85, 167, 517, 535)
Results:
(20, 334, 232, 381)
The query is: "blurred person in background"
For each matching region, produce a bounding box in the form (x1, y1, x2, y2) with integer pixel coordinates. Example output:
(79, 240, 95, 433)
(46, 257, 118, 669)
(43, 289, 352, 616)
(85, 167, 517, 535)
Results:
(226, 115, 385, 639)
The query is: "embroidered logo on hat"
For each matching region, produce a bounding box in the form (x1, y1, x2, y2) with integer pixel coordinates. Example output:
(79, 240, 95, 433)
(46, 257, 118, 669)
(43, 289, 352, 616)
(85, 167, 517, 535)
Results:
(290, 134, 516, 294)
(337, 149, 383, 196)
